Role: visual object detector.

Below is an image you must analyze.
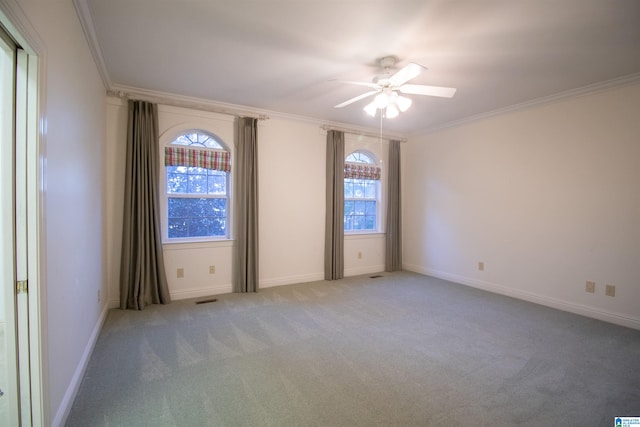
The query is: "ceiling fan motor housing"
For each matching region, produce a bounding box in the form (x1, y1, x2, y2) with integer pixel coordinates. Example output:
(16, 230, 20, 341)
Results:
(378, 56, 397, 69)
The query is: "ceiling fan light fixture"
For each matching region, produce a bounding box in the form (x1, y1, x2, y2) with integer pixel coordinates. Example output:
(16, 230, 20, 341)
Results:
(374, 92, 389, 109)
(385, 104, 399, 119)
(363, 101, 378, 117)
(396, 95, 412, 112)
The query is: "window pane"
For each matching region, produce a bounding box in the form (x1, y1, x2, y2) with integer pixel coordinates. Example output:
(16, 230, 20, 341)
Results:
(168, 198, 190, 218)
(168, 218, 188, 238)
(172, 132, 224, 149)
(188, 166, 208, 174)
(210, 218, 226, 236)
(191, 198, 209, 217)
(365, 215, 376, 229)
(344, 180, 354, 198)
(211, 198, 226, 216)
(188, 217, 210, 237)
(365, 201, 376, 215)
(188, 173, 208, 193)
(346, 152, 374, 164)
(166, 165, 181, 174)
(354, 182, 364, 198)
(174, 134, 192, 146)
(344, 216, 353, 231)
(353, 215, 364, 230)
(364, 181, 376, 198)
(354, 200, 365, 215)
(208, 174, 226, 195)
(344, 200, 354, 216)
(167, 172, 188, 193)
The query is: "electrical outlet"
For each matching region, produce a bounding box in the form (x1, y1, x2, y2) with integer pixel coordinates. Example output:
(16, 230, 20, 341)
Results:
(605, 284, 615, 297)
(357, 252, 362, 259)
(585, 281, 595, 293)
(177, 268, 184, 278)
(478, 262, 484, 271)
(209, 265, 216, 274)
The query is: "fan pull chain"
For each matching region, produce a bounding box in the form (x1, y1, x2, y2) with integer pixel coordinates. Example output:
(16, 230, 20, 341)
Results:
(379, 108, 384, 165)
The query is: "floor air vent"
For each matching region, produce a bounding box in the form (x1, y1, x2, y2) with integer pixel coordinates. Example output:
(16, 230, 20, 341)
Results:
(369, 275, 383, 279)
(195, 298, 218, 305)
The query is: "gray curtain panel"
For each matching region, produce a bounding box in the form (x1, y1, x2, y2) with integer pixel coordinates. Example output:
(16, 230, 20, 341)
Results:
(233, 117, 259, 293)
(324, 130, 344, 280)
(385, 140, 402, 272)
(120, 100, 171, 310)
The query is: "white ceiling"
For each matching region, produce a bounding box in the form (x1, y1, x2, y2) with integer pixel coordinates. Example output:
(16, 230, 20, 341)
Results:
(78, 0, 640, 135)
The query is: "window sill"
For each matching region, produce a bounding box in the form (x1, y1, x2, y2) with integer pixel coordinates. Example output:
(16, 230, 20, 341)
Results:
(163, 239, 234, 251)
(344, 232, 385, 240)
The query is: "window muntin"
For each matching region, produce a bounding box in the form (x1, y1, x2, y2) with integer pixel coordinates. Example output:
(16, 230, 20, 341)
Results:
(164, 131, 230, 240)
(172, 132, 224, 149)
(346, 152, 373, 164)
(344, 151, 380, 232)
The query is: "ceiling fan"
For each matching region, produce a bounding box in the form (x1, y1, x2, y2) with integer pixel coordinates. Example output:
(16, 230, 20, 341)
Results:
(333, 56, 456, 118)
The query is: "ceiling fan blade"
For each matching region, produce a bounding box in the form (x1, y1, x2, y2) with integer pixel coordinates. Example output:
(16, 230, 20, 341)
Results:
(389, 63, 425, 86)
(399, 84, 457, 98)
(334, 80, 379, 89)
(333, 90, 378, 108)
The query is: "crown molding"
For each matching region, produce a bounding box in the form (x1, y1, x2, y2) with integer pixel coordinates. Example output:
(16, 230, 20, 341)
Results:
(412, 72, 640, 136)
(0, 0, 45, 55)
(319, 124, 406, 143)
(73, 0, 110, 89)
(108, 84, 271, 120)
(108, 83, 408, 140)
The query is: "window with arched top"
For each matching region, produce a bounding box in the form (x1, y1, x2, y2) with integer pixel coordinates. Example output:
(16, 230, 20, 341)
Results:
(164, 130, 230, 240)
(344, 150, 381, 232)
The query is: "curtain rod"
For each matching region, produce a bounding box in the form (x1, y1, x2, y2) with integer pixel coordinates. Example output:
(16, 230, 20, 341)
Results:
(107, 89, 270, 121)
(320, 125, 407, 143)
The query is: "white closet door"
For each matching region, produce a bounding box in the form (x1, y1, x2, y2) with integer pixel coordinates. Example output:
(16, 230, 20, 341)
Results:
(0, 26, 20, 427)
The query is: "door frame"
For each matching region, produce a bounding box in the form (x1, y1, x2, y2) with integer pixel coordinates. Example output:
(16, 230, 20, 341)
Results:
(0, 20, 20, 427)
(0, 1, 47, 426)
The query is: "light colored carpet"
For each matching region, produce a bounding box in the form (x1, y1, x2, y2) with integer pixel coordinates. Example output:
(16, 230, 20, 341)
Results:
(66, 271, 640, 426)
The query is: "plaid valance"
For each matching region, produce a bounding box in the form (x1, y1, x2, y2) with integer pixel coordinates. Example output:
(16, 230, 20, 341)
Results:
(344, 162, 381, 180)
(165, 146, 231, 172)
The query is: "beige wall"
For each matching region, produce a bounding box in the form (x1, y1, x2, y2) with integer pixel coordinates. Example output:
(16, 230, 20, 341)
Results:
(403, 83, 640, 328)
(105, 101, 388, 305)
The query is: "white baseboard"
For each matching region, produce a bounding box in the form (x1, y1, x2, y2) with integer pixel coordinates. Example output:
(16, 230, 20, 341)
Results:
(170, 283, 232, 300)
(403, 263, 640, 331)
(260, 266, 386, 289)
(53, 302, 110, 427)
(108, 283, 233, 307)
(110, 275, 321, 303)
(345, 264, 385, 277)
(260, 272, 324, 289)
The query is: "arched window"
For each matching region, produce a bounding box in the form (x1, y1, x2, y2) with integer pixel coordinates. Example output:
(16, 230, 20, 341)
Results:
(344, 151, 381, 232)
(164, 131, 230, 240)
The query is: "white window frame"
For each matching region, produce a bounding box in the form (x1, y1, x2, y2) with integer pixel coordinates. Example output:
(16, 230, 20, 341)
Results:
(344, 150, 382, 234)
(162, 130, 231, 243)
